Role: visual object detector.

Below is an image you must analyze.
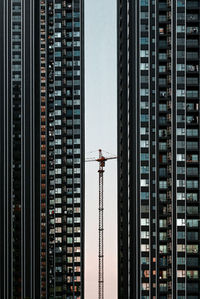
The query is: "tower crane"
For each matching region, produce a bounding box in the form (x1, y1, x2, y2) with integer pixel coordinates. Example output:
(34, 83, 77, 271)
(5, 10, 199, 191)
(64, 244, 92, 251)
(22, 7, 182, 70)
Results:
(85, 149, 117, 299)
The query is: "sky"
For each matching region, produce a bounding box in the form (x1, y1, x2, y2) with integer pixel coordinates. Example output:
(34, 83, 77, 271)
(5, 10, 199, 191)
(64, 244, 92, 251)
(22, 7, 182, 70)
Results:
(85, 0, 117, 298)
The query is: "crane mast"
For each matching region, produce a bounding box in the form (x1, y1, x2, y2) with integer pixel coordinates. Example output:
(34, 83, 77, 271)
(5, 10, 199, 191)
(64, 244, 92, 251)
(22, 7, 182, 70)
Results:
(85, 149, 117, 299)
(98, 150, 105, 299)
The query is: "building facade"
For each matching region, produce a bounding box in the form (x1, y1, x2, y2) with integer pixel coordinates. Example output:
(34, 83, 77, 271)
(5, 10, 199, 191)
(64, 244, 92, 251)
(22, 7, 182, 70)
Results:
(118, 0, 200, 298)
(0, 0, 84, 298)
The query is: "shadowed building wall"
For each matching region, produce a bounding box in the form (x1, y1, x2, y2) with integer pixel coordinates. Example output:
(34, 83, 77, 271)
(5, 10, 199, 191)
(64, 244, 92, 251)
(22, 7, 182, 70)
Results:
(118, 0, 200, 298)
(0, 0, 84, 298)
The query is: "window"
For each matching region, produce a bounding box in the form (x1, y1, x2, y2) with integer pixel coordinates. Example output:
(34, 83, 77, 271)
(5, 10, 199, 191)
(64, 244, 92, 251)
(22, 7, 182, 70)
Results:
(159, 181, 167, 189)
(159, 219, 167, 228)
(141, 244, 149, 252)
(177, 25, 185, 33)
(140, 140, 149, 148)
(177, 180, 185, 187)
(141, 24, 148, 32)
(55, 51, 61, 57)
(177, 90, 185, 97)
(159, 129, 167, 137)
(177, 64, 185, 71)
(159, 65, 166, 72)
(177, 193, 185, 200)
(177, 219, 185, 226)
(160, 283, 167, 292)
(55, 207, 62, 214)
(140, 12, 148, 19)
(142, 283, 149, 291)
(177, 38, 185, 46)
(187, 271, 198, 279)
(140, 63, 149, 70)
(177, 102, 185, 110)
(187, 283, 199, 293)
(74, 32, 80, 37)
(177, 128, 185, 135)
(177, 270, 185, 277)
(159, 154, 167, 163)
(141, 257, 149, 265)
(159, 53, 167, 60)
(141, 166, 149, 174)
(159, 168, 167, 177)
(159, 104, 167, 111)
(187, 142, 198, 150)
(55, 32, 61, 38)
(140, 50, 148, 57)
(177, 76, 184, 84)
(141, 114, 149, 122)
(187, 53, 198, 61)
(177, 283, 185, 290)
(159, 116, 167, 125)
(187, 207, 198, 216)
(55, 139, 61, 145)
(177, 167, 185, 174)
(55, 119, 61, 126)
(141, 192, 149, 200)
(141, 76, 148, 84)
(177, 154, 185, 161)
(55, 188, 62, 194)
(140, 37, 148, 45)
(187, 180, 198, 189)
(140, 89, 149, 96)
(74, 22, 80, 28)
(177, 244, 185, 252)
(74, 51, 80, 57)
(159, 193, 166, 202)
(187, 193, 198, 202)
(187, 90, 198, 98)
(55, 42, 61, 48)
(159, 257, 167, 266)
(187, 64, 198, 72)
(187, 167, 198, 176)
(159, 232, 167, 241)
(177, 206, 185, 213)
(177, 231, 185, 239)
(55, 178, 61, 184)
(159, 245, 167, 253)
(187, 245, 198, 253)
(159, 142, 167, 150)
(187, 219, 198, 227)
(141, 218, 149, 226)
(55, 168, 61, 174)
(187, 257, 198, 266)
(142, 270, 150, 279)
(54, 3, 61, 9)
(140, 0, 148, 6)
(140, 153, 149, 161)
(159, 270, 167, 279)
(140, 127, 149, 134)
(177, 0, 184, 6)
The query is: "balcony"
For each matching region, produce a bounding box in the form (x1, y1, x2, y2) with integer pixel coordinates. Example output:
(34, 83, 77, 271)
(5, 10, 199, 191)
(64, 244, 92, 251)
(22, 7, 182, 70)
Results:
(186, 64, 199, 72)
(186, 103, 198, 112)
(159, 15, 167, 22)
(187, 1, 199, 9)
(159, 2, 168, 9)
(159, 40, 168, 49)
(187, 39, 199, 48)
(187, 27, 198, 34)
(187, 54, 198, 62)
(187, 14, 199, 21)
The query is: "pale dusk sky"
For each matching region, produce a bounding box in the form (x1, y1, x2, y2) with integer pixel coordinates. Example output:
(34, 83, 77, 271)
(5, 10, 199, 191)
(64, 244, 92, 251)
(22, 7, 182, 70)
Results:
(85, 0, 117, 298)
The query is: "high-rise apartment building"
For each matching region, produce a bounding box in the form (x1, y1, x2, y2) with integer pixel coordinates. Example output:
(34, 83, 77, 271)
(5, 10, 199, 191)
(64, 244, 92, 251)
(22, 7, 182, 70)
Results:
(118, 0, 200, 298)
(0, 1, 84, 298)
